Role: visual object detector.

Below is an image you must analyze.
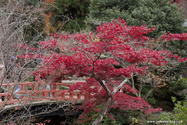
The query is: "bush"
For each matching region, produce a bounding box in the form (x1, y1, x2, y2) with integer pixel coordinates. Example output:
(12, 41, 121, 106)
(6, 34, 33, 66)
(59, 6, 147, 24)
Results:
(152, 76, 187, 111)
(76, 106, 117, 125)
(159, 96, 187, 125)
(110, 109, 160, 125)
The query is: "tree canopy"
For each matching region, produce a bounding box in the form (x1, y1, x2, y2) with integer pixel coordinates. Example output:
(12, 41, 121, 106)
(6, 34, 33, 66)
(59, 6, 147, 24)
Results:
(87, 0, 185, 38)
(17, 18, 187, 124)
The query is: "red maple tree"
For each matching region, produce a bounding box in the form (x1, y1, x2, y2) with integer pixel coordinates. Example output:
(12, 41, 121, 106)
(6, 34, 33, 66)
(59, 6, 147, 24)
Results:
(17, 18, 187, 125)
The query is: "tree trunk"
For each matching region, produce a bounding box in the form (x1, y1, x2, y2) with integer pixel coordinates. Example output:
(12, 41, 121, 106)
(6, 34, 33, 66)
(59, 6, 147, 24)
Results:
(143, 87, 154, 100)
(92, 97, 111, 125)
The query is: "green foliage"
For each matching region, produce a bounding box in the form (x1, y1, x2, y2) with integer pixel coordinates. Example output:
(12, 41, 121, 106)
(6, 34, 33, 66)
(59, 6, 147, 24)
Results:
(110, 109, 160, 125)
(23, 14, 46, 43)
(87, 0, 185, 38)
(167, 39, 187, 57)
(169, 76, 187, 99)
(61, 17, 86, 33)
(110, 109, 134, 125)
(59, 85, 67, 90)
(153, 76, 187, 111)
(50, 0, 91, 32)
(141, 86, 156, 106)
(25, 0, 39, 5)
(55, 0, 90, 16)
(159, 96, 187, 125)
(76, 106, 117, 125)
(170, 76, 187, 89)
(25, 76, 34, 82)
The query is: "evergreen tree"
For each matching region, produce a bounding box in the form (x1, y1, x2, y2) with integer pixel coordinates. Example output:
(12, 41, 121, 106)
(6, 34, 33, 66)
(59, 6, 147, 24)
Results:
(87, 0, 185, 38)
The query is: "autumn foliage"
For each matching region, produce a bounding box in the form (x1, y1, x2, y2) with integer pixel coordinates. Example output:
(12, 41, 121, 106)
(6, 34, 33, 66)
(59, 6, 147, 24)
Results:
(17, 18, 187, 123)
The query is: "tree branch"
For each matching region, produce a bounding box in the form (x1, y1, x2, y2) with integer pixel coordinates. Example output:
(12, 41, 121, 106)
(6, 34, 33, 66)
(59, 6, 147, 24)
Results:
(143, 87, 154, 100)
(94, 76, 111, 97)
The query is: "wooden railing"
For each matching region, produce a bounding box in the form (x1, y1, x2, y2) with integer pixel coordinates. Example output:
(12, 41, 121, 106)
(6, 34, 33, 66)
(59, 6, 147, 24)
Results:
(0, 80, 87, 105)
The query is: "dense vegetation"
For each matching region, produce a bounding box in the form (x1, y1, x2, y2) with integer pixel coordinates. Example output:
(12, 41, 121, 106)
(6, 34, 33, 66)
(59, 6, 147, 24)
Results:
(49, 0, 91, 32)
(87, 0, 186, 38)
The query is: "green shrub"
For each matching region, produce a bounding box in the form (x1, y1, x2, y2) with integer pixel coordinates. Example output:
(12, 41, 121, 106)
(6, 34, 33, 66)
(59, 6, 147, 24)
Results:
(76, 106, 117, 125)
(152, 76, 187, 111)
(159, 96, 187, 125)
(110, 109, 160, 125)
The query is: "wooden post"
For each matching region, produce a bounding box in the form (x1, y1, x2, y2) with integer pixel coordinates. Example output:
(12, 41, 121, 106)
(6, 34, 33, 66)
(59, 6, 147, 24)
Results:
(21, 84, 24, 91)
(61, 92, 65, 98)
(52, 84, 56, 97)
(77, 94, 81, 99)
(42, 91, 47, 97)
(70, 92, 73, 99)
(32, 83, 37, 98)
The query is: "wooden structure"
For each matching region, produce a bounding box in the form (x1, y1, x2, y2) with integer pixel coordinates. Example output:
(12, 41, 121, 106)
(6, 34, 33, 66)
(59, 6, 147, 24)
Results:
(0, 81, 87, 105)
